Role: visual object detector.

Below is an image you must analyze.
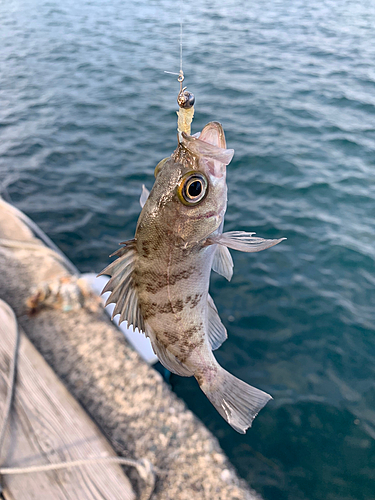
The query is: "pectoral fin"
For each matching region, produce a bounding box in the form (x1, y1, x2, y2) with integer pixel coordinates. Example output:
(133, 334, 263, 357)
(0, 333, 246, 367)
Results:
(98, 240, 145, 332)
(207, 294, 228, 350)
(208, 231, 286, 253)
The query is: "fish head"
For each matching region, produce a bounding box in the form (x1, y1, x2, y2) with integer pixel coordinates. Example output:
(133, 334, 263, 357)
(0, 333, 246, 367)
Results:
(137, 122, 234, 244)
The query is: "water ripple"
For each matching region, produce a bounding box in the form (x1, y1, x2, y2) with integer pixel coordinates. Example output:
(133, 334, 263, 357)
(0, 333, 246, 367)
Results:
(1, 1, 375, 499)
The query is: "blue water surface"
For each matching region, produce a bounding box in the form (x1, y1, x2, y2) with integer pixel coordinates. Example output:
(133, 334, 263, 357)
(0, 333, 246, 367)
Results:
(1, 1, 375, 499)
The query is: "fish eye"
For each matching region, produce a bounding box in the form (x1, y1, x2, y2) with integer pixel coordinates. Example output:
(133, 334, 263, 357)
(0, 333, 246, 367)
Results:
(178, 172, 208, 205)
(154, 157, 169, 177)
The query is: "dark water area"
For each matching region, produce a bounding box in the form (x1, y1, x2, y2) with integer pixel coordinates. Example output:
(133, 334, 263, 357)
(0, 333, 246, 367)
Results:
(1, 1, 375, 499)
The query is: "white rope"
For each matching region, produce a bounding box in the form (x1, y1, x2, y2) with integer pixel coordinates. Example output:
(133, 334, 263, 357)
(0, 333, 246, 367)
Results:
(0, 458, 156, 500)
(0, 456, 154, 477)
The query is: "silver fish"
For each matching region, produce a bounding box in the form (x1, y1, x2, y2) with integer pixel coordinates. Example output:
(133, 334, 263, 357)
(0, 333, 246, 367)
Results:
(99, 122, 285, 433)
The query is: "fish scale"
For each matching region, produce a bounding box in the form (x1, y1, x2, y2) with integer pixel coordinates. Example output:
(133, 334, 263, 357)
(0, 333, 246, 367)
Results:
(99, 122, 285, 433)
(137, 243, 213, 365)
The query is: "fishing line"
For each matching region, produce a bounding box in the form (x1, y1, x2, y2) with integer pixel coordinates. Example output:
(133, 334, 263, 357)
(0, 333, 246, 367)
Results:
(164, 0, 195, 136)
(164, 0, 184, 80)
(180, 0, 183, 74)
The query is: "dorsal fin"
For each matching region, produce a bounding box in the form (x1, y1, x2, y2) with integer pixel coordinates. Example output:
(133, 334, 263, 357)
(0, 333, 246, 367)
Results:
(98, 240, 145, 332)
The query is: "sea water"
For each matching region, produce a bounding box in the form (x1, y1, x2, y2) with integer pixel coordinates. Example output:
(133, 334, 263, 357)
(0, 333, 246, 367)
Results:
(1, 1, 374, 499)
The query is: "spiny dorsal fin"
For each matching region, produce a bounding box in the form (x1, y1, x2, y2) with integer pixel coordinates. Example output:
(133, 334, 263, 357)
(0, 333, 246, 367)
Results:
(98, 240, 145, 332)
(207, 294, 227, 350)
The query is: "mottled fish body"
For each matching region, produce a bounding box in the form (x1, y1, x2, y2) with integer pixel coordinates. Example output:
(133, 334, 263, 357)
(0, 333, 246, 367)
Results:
(100, 122, 285, 433)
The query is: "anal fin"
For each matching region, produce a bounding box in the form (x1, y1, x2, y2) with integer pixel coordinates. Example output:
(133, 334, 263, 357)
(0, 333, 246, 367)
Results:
(207, 294, 227, 350)
(150, 337, 193, 377)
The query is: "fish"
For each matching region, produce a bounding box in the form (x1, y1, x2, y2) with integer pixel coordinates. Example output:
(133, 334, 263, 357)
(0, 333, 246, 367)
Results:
(99, 122, 285, 433)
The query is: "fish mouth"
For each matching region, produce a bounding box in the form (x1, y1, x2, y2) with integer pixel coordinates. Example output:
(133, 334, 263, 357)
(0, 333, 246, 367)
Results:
(180, 122, 234, 177)
(199, 122, 227, 149)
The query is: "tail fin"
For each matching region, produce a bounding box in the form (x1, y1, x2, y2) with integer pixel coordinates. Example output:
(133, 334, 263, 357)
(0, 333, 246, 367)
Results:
(197, 366, 272, 433)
